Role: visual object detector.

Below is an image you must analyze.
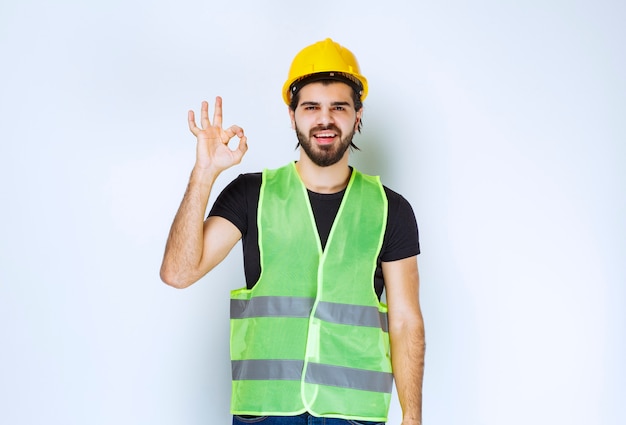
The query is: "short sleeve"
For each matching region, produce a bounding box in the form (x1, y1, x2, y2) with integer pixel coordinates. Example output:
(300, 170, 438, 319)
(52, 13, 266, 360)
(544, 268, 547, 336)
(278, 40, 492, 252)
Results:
(208, 173, 262, 236)
(380, 187, 420, 262)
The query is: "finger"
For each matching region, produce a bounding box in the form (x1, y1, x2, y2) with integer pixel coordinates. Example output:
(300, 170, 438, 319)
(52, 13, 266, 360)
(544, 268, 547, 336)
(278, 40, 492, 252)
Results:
(188, 110, 199, 135)
(232, 135, 248, 163)
(213, 96, 223, 129)
(223, 125, 244, 140)
(201, 100, 210, 129)
(237, 134, 249, 155)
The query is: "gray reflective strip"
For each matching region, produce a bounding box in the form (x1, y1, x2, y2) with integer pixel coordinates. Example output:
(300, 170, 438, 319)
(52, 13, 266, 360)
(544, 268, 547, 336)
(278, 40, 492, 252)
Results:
(231, 296, 314, 319)
(232, 359, 304, 381)
(305, 363, 393, 393)
(315, 301, 389, 332)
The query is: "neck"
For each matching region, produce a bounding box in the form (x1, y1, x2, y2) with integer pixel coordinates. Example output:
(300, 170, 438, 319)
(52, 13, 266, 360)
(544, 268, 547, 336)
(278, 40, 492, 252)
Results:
(295, 153, 351, 194)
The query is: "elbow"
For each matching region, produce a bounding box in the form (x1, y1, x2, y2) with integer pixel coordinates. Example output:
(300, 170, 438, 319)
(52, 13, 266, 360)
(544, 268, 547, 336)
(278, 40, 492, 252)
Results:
(389, 311, 425, 339)
(389, 316, 426, 357)
(159, 265, 194, 289)
(159, 253, 214, 288)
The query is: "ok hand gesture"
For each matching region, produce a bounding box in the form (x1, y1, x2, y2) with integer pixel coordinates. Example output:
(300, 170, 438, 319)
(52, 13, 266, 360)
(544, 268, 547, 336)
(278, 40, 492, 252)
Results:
(188, 97, 248, 174)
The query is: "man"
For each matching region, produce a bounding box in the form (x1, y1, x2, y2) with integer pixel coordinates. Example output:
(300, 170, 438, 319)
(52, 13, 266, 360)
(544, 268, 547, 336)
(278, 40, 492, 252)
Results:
(160, 38, 425, 425)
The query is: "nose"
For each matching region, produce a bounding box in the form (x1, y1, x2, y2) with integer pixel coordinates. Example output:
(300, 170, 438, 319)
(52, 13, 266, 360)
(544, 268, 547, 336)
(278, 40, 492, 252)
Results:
(317, 106, 334, 126)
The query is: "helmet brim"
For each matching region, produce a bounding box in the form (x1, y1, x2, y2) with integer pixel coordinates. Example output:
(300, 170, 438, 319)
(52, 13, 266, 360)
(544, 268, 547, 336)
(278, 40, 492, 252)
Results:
(285, 71, 365, 106)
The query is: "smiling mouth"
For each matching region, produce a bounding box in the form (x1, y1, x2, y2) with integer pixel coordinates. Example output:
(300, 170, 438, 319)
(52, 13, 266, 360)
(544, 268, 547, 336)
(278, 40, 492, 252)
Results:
(314, 132, 337, 144)
(311, 126, 340, 144)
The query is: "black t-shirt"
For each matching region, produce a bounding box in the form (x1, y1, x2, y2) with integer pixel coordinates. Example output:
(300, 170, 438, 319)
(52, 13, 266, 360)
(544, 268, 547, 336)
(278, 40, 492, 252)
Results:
(209, 171, 420, 299)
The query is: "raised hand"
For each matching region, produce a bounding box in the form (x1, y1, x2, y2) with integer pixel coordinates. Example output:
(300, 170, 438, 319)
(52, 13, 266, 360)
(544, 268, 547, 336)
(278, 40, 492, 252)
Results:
(188, 97, 248, 173)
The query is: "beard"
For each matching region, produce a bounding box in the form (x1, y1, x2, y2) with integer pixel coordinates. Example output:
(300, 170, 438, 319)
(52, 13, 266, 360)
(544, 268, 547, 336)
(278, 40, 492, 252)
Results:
(295, 123, 357, 167)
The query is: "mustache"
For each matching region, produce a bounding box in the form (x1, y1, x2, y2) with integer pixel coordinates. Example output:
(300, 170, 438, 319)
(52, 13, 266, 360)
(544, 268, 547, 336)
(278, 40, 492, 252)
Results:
(309, 124, 342, 136)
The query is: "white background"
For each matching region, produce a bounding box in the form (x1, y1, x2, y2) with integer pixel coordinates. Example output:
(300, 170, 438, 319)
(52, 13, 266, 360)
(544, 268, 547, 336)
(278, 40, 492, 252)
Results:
(1, 1, 624, 424)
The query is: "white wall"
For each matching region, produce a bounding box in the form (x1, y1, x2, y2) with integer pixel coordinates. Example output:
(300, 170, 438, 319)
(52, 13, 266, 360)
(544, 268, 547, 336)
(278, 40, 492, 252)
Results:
(1, 1, 624, 424)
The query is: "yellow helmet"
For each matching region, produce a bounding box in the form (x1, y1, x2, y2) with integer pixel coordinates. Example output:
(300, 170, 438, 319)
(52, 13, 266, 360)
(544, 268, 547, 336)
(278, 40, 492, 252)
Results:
(282, 38, 368, 105)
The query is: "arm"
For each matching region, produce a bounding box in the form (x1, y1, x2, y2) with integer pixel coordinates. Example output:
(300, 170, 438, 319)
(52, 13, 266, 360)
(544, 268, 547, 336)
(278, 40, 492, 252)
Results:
(160, 97, 248, 288)
(383, 255, 425, 425)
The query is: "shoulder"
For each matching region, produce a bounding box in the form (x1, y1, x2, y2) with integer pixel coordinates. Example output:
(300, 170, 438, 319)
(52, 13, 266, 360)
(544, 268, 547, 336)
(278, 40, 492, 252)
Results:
(229, 172, 262, 189)
(216, 172, 262, 200)
(380, 184, 421, 260)
(383, 185, 416, 217)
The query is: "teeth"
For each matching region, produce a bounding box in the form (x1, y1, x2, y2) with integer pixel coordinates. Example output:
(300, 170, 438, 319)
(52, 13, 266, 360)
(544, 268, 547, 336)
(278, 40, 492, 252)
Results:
(316, 133, 336, 138)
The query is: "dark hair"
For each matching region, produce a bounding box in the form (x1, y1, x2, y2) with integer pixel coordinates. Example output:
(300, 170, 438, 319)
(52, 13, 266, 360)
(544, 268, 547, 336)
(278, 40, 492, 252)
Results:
(289, 79, 364, 134)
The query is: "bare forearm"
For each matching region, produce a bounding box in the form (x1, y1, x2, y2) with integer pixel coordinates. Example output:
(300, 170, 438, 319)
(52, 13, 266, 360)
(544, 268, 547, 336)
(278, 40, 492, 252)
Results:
(160, 166, 219, 287)
(391, 317, 426, 425)
(160, 98, 247, 287)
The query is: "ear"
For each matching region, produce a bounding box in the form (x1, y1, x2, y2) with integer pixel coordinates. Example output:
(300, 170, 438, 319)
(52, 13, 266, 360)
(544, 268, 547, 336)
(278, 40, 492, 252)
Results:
(354, 108, 363, 131)
(289, 107, 296, 130)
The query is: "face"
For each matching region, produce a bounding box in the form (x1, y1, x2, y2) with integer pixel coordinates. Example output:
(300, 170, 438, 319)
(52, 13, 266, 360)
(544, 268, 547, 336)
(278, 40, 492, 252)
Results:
(290, 82, 362, 167)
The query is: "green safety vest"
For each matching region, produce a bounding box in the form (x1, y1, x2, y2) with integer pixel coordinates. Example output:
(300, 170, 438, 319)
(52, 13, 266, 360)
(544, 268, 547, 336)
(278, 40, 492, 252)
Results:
(230, 162, 391, 421)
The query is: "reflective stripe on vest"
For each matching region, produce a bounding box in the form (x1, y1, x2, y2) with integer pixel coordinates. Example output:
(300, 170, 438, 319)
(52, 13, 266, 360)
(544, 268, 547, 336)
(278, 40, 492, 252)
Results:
(230, 296, 313, 319)
(229, 163, 390, 420)
(230, 297, 388, 331)
(232, 359, 304, 381)
(232, 359, 393, 393)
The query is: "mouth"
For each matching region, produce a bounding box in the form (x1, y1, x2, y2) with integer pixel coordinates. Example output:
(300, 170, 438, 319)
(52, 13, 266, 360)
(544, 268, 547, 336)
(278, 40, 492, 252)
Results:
(312, 128, 339, 145)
